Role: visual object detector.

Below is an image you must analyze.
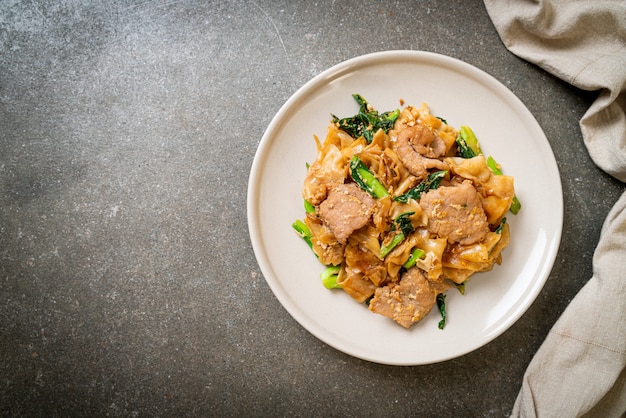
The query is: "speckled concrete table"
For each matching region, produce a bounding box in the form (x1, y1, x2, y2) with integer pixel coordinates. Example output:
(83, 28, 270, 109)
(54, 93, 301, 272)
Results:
(1, 1, 623, 416)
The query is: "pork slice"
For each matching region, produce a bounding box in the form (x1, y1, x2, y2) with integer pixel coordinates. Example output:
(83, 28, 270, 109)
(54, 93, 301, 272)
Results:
(368, 268, 438, 328)
(419, 181, 489, 245)
(318, 183, 376, 244)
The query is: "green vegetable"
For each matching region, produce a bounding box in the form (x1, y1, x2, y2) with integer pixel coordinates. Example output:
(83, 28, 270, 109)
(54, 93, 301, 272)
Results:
(456, 125, 481, 158)
(456, 138, 475, 158)
(487, 155, 521, 215)
(394, 170, 447, 203)
(460, 125, 482, 155)
(321, 265, 342, 289)
(495, 217, 507, 234)
(394, 212, 415, 237)
(437, 294, 447, 330)
(486, 155, 502, 175)
(304, 199, 316, 214)
(379, 212, 414, 258)
(453, 282, 466, 295)
(332, 94, 400, 143)
(379, 232, 405, 259)
(402, 247, 426, 269)
(509, 197, 521, 215)
(292, 219, 313, 250)
(349, 155, 390, 199)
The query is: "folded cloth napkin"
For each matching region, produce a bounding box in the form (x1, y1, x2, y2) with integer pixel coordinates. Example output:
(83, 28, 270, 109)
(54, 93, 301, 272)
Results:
(483, 0, 626, 416)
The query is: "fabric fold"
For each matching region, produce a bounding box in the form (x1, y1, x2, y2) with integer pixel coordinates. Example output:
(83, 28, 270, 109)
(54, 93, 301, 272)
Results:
(485, 0, 626, 182)
(483, 0, 626, 416)
(511, 192, 626, 416)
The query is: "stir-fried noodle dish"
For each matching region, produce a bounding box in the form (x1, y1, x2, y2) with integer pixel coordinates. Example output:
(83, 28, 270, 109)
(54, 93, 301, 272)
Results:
(293, 95, 520, 329)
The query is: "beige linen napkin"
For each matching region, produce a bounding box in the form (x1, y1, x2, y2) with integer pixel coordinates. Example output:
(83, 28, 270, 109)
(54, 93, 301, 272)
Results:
(483, 0, 626, 416)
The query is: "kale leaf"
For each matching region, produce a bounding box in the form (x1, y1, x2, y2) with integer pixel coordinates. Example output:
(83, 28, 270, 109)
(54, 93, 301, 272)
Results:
(332, 94, 400, 143)
(394, 170, 448, 203)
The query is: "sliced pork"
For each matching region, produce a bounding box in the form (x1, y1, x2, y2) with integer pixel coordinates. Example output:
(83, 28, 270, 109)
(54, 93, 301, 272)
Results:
(419, 181, 489, 245)
(368, 268, 445, 328)
(318, 183, 376, 244)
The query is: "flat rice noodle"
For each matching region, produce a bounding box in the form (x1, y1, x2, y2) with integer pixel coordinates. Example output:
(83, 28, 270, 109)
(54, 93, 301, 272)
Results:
(355, 130, 388, 174)
(372, 196, 393, 232)
(305, 215, 345, 266)
(489, 222, 510, 261)
(378, 148, 414, 194)
(332, 124, 356, 149)
(337, 266, 377, 303)
(345, 240, 387, 287)
(389, 199, 426, 227)
(394, 174, 419, 197)
(445, 155, 492, 184)
(481, 175, 515, 224)
(319, 123, 356, 150)
(415, 229, 447, 281)
(384, 233, 422, 281)
(483, 231, 504, 253)
(348, 224, 381, 257)
(442, 256, 496, 274)
(341, 136, 367, 160)
(415, 251, 442, 281)
(443, 267, 475, 284)
(482, 195, 511, 225)
(302, 144, 347, 205)
(455, 243, 490, 263)
(370, 128, 391, 149)
(359, 147, 384, 174)
(442, 234, 506, 274)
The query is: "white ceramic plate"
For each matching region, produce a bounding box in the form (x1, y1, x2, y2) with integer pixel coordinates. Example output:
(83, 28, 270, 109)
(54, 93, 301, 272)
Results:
(247, 50, 562, 365)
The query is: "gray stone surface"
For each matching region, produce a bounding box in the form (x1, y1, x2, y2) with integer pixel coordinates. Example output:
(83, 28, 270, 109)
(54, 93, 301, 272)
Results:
(1, 1, 623, 416)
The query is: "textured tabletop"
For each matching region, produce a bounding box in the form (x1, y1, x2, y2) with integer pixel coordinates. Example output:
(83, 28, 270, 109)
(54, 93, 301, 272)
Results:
(1, 1, 623, 416)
